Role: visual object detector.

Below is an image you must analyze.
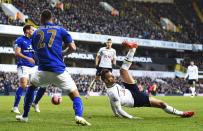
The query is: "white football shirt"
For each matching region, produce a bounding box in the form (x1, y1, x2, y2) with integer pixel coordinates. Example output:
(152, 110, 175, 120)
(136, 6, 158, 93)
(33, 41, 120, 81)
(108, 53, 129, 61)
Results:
(185, 65, 198, 80)
(98, 47, 116, 68)
(106, 83, 134, 118)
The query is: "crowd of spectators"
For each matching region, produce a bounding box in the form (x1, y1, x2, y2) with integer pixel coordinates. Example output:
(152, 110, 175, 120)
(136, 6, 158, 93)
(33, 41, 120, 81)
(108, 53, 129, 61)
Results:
(180, 52, 203, 69)
(0, 0, 202, 44)
(1, 72, 203, 96)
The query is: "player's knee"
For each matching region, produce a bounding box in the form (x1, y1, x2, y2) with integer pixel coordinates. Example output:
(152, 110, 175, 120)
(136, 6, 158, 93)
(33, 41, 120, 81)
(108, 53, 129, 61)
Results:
(159, 101, 166, 109)
(20, 78, 28, 88)
(20, 81, 27, 88)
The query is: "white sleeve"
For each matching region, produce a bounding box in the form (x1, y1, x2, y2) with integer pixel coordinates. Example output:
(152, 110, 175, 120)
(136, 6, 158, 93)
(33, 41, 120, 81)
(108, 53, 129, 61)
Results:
(110, 101, 121, 117)
(108, 92, 133, 119)
(111, 100, 133, 119)
(97, 48, 102, 56)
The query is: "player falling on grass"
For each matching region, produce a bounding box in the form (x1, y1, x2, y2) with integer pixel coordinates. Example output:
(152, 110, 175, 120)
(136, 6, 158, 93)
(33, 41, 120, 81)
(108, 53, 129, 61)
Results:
(12, 25, 46, 114)
(87, 38, 116, 98)
(101, 41, 194, 119)
(184, 61, 198, 97)
(16, 9, 91, 126)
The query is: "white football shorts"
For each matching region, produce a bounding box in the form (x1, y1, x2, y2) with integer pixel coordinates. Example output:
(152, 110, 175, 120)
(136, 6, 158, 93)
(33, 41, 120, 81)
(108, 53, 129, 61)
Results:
(17, 66, 37, 79)
(30, 69, 77, 93)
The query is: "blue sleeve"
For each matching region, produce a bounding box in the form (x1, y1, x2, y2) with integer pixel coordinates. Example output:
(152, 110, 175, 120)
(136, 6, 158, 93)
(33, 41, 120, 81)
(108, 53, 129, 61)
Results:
(15, 38, 22, 48)
(31, 31, 37, 51)
(61, 28, 73, 45)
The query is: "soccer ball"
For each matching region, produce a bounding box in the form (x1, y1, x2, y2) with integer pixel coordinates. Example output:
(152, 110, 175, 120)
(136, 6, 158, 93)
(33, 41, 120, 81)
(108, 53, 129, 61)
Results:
(51, 94, 62, 105)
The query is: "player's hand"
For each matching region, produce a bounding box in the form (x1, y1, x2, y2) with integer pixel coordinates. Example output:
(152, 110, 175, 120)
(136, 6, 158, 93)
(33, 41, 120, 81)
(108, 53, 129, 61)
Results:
(27, 57, 35, 64)
(95, 65, 99, 69)
(113, 64, 116, 69)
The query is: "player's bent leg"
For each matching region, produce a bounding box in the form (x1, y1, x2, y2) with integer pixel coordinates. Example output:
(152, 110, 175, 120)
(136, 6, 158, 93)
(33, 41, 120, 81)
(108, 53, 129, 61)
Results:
(149, 97, 194, 117)
(120, 68, 135, 84)
(120, 41, 138, 84)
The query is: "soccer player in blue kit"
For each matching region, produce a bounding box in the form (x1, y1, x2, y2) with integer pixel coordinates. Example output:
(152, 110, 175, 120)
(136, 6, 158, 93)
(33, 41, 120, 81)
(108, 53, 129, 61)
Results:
(12, 25, 46, 114)
(16, 9, 91, 126)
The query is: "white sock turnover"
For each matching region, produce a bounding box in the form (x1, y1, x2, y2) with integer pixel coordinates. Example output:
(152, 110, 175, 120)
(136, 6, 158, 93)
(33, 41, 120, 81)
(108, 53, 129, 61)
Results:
(121, 48, 136, 70)
(164, 105, 183, 116)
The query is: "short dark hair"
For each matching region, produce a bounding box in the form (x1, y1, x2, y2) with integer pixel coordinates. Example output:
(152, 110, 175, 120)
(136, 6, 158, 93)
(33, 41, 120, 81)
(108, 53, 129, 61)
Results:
(23, 25, 32, 34)
(41, 9, 52, 24)
(101, 69, 110, 81)
(107, 38, 112, 41)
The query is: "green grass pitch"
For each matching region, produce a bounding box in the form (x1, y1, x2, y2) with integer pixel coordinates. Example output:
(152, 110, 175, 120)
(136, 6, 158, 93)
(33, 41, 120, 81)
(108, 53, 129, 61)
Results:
(0, 96, 202, 131)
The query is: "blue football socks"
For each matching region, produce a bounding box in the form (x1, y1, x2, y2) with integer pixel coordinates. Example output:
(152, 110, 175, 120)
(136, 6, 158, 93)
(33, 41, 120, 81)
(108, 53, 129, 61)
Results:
(13, 87, 24, 107)
(73, 97, 83, 117)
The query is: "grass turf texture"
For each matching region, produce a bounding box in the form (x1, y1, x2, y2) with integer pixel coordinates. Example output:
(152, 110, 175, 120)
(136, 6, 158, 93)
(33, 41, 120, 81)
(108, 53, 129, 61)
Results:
(0, 96, 202, 131)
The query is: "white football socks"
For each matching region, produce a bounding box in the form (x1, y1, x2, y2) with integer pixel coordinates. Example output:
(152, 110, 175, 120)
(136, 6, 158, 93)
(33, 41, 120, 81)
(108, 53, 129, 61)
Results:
(164, 105, 183, 116)
(125, 48, 136, 62)
(121, 48, 136, 70)
(190, 87, 196, 96)
(89, 79, 96, 90)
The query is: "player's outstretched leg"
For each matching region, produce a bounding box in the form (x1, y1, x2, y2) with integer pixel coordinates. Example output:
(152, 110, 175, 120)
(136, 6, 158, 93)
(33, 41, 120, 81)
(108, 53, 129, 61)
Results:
(149, 97, 194, 118)
(120, 41, 138, 83)
(69, 90, 91, 126)
(16, 85, 36, 122)
(12, 86, 24, 114)
(32, 87, 46, 112)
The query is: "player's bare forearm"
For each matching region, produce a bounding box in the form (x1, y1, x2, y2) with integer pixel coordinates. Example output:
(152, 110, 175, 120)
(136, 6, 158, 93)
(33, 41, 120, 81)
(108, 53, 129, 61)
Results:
(95, 55, 100, 67)
(62, 42, 76, 56)
(15, 48, 32, 61)
(113, 59, 116, 67)
(15, 52, 29, 60)
(62, 47, 74, 56)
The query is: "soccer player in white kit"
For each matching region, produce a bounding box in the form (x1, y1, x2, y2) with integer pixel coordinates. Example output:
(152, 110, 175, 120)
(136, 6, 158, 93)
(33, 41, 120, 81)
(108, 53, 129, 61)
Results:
(87, 38, 116, 97)
(184, 61, 198, 97)
(101, 41, 194, 119)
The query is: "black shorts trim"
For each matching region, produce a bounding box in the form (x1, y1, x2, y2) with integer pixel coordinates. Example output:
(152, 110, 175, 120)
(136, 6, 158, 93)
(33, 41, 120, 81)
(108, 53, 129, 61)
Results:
(123, 82, 151, 107)
(96, 67, 112, 76)
(188, 79, 196, 85)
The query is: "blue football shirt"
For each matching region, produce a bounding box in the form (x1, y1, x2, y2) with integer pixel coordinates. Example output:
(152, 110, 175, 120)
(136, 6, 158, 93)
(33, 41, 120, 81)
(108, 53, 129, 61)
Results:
(15, 36, 35, 67)
(31, 22, 73, 73)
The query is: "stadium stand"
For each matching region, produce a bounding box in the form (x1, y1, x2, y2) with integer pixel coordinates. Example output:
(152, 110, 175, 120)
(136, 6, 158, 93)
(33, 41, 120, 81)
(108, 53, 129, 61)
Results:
(0, 0, 202, 44)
